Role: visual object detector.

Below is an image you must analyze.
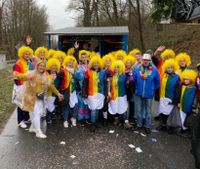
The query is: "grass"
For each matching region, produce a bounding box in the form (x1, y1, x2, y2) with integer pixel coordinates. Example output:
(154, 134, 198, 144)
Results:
(0, 64, 16, 131)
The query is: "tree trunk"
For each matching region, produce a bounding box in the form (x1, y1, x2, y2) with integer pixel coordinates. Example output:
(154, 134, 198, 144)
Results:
(136, 0, 145, 52)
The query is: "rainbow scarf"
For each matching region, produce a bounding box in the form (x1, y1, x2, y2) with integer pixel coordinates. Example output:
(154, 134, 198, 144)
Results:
(59, 68, 72, 90)
(86, 70, 104, 96)
(13, 59, 29, 85)
(160, 73, 179, 100)
(111, 74, 126, 100)
(180, 85, 196, 114)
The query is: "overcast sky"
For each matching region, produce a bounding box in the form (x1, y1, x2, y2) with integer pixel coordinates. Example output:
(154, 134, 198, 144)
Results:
(36, 0, 77, 30)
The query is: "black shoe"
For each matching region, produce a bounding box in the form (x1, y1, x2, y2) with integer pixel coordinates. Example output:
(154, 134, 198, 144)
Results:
(144, 128, 151, 135)
(95, 124, 101, 129)
(156, 124, 167, 131)
(154, 115, 161, 121)
(133, 126, 142, 131)
(177, 129, 191, 138)
(167, 127, 174, 134)
(103, 119, 108, 127)
(89, 124, 96, 132)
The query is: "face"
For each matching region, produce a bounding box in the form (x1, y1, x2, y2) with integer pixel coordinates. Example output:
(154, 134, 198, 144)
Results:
(183, 78, 190, 85)
(179, 58, 186, 68)
(58, 56, 63, 65)
(166, 65, 174, 74)
(81, 54, 87, 64)
(23, 51, 30, 61)
(105, 59, 111, 68)
(117, 55, 123, 60)
(37, 62, 46, 74)
(143, 59, 151, 67)
(67, 60, 73, 68)
(93, 61, 99, 70)
(126, 61, 132, 69)
(26, 35, 32, 45)
(51, 65, 57, 73)
(135, 53, 142, 62)
(114, 66, 120, 74)
(39, 50, 45, 60)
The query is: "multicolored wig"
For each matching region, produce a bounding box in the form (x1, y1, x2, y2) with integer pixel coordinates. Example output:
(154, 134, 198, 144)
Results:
(162, 59, 180, 73)
(35, 47, 48, 59)
(175, 52, 192, 67)
(46, 58, 61, 72)
(110, 60, 125, 74)
(161, 49, 175, 61)
(18, 46, 33, 59)
(180, 69, 197, 84)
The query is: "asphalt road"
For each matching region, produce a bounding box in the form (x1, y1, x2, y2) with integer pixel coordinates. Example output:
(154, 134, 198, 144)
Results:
(0, 109, 195, 169)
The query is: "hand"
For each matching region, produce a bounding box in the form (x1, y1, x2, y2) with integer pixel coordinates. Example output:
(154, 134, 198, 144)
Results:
(177, 103, 180, 108)
(58, 93, 64, 101)
(154, 45, 166, 55)
(27, 74, 33, 80)
(74, 41, 79, 49)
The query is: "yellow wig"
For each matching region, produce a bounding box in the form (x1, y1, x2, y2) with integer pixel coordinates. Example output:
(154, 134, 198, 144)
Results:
(18, 46, 33, 59)
(111, 60, 125, 74)
(180, 69, 197, 84)
(47, 49, 56, 60)
(161, 49, 175, 61)
(89, 56, 103, 69)
(67, 48, 75, 56)
(162, 59, 180, 73)
(46, 58, 61, 72)
(128, 49, 141, 57)
(35, 47, 48, 58)
(123, 55, 136, 66)
(79, 50, 90, 60)
(53, 51, 66, 60)
(102, 54, 115, 68)
(114, 50, 127, 60)
(175, 52, 191, 67)
(63, 55, 77, 68)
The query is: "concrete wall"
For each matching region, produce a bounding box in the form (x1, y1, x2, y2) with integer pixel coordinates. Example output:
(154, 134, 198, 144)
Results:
(0, 51, 7, 70)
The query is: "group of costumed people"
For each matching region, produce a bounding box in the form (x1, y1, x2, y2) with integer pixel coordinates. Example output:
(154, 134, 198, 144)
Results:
(11, 45, 200, 149)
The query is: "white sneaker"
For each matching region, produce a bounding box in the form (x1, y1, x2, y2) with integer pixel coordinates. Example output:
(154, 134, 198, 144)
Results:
(18, 121, 27, 129)
(63, 121, 69, 128)
(36, 132, 47, 139)
(29, 125, 36, 133)
(71, 118, 76, 127)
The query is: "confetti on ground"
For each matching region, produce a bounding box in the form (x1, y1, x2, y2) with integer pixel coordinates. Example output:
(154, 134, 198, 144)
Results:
(116, 134, 119, 137)
(128, 144, 136, 149)
(150, 138, 158, 143)
(72, 161, 79, 165)
(140, 133, 147, 137)
(134, 131, 139, 134)
(70, 155, 76, 159)
(15, 141, 19, 145)
(109, 130, 115, 134)
(151, 129, 159, 133)
(135, 147, 143, 153)
(60, 141, 66, 145)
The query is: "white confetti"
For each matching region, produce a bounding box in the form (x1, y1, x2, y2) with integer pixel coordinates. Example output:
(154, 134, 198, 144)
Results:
(140, 133, 146, 137)
(128, 144, 136, 149)
(15, 141, 19, 145)
(135, 147, 143, 153)
(109, 130, 115, 134)
(134, 131, 139, 134)
(70, 155, 76, 159)
(60, 141, 66, 145)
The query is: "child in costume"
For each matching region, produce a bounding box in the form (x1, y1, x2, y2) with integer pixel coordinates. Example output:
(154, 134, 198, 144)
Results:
(157, 59, 180, 131)
(63, 55, 78, 127)
(108, 60, 132, 128)
(123, 55, 136, 127)
(76, 50, 90, 122)
(175, 52, 192, 75)
(101, 54, 115, 126)
(178, 69, 197, 131)
(12, 46, 34, 129)
(45, 58, 61, 124)
(13, 60, 63, 138)
(82, 56, 105, 132)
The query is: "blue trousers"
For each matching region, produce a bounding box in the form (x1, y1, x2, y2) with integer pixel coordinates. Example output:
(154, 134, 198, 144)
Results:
(91, 110, 99, 124)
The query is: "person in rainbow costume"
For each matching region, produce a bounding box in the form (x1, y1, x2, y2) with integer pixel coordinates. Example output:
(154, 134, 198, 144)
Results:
(63, 55, 78, 127)
(157, 59, 180, 131)
(175, 52, 192, 75)
(108, 60, 132, 128)
(82, 56, 105, 132)
(75, 50, 90, 122)
(12, 46, 34, 129)
(45, 58, 61, 124)
(179, 69, 197, 131)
